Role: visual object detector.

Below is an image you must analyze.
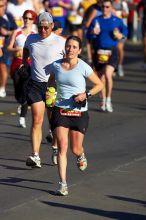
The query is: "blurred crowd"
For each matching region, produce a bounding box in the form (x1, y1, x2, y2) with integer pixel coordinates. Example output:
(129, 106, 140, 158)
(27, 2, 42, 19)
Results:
(0, 0, 145, 99)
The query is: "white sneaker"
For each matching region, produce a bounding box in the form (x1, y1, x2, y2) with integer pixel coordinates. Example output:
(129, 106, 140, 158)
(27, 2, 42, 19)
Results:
(56, 182, 68, 196)
(117, 65, 124, 77)
(19, 117, 26, 128)
(106, 101, 113, 113)
(0, 87, 6, 98)
(77, 153, 87, 171)
(97, 100, 106, 112)
(100, 103, 106, 112)
(26, 155, 41, 168)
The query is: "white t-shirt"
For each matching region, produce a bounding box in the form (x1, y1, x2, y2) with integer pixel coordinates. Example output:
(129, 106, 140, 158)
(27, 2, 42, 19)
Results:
(24, 32, 65, 82)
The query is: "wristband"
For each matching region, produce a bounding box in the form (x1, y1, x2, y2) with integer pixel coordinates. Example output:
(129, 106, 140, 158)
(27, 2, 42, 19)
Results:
(86, 91, 92, 99)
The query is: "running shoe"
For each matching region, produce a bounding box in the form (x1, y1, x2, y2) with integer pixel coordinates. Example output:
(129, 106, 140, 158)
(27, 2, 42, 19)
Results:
(26, 155, 41, 168)
(97, 102, 106, 112)
(117, 64, 124, 77)
(77, 153, 87, 171)
(56, 182, 68, 196)
(19, 117, 26, 128)
(106, 101, 113, 113)
(0, 87, 6, 98)
(46, 130, 53, 143)
(52, 146, 58, 165)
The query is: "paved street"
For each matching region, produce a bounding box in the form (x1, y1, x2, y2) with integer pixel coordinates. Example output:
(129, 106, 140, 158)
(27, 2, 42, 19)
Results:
(0, 42, 146, 220)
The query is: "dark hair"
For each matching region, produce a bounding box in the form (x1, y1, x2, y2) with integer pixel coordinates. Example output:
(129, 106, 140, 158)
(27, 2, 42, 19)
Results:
(65, 35, 82, 49)
(23, 10, 37, 24)
(102, 0, 112, 4)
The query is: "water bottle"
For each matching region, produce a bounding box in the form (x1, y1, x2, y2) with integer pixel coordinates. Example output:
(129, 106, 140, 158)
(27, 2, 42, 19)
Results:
(46, 87, 56, 107)
(113, 28, 119, 38)
(94, 20, 100, 35)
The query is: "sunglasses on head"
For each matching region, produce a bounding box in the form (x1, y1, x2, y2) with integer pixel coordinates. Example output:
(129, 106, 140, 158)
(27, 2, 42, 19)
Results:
(38, 26, 50, 31)
(24, 17, 33, 20)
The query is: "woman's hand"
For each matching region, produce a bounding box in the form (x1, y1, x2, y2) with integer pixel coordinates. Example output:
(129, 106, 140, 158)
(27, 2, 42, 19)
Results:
(73, 92, 87, 103)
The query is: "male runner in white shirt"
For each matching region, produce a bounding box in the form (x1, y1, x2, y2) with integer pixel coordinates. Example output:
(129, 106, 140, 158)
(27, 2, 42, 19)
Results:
(23, 12, 65, 168)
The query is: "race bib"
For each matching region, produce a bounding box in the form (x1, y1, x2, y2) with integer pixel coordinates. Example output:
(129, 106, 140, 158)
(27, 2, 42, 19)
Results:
(97, 49, 112, 64)
(52, 7, 63, 16)
(68, 15, 76, 23)
(60, 109, 81, 117)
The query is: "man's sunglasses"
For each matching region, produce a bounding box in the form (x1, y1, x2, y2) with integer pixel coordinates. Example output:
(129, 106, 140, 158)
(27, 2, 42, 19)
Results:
(38, 26, 50, 31)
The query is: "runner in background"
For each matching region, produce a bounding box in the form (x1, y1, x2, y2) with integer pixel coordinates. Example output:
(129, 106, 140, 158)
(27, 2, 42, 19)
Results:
(79, 0, 98, 63)
(67, 0, 83, 39)
(83, 0, 103, 65)
(90, 0, 128, 112)
(112, 0, 129, 77)
(47, 0, 72, 31)
(7, 10, 37, 128)
(0, 0, 17, 98)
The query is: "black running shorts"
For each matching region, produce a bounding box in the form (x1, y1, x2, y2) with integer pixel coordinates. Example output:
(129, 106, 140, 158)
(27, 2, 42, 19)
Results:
(50, 106, 89, 134)
(93, 47, 119, 71)
(26, 79, 48, 105)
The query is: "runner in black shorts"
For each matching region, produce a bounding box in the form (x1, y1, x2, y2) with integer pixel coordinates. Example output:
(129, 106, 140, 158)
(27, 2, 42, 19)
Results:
(26, 79, 47, 105)
(90, 0, 127, 112)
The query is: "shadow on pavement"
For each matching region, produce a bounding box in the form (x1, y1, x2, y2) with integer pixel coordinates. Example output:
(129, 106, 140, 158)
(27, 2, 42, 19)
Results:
(107, 195, 146, 207)
(40, 201, 146, 219)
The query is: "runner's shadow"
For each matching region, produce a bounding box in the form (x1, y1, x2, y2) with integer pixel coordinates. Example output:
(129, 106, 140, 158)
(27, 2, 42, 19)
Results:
(0, 177, 52, 184)
(0, 181, 54, 194)
(107, 195, 146, 207)
(0, 163, 30, 171)
(40, 201, 146, 219)
(0, 157, 54, 169)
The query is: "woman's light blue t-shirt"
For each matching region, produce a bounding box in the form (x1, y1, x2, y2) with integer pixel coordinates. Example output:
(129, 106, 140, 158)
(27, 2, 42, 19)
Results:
(49, 58, 93, 111)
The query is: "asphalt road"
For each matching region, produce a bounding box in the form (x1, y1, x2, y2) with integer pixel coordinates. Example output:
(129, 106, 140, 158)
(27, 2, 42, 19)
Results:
(0, 42, 146, 220)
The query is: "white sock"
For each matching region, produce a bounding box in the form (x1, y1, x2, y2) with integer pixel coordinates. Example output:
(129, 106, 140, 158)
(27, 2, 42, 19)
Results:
(34, 152, 39, 158)
(61, 181, 67, 186)
(106, 97, 111, 102)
